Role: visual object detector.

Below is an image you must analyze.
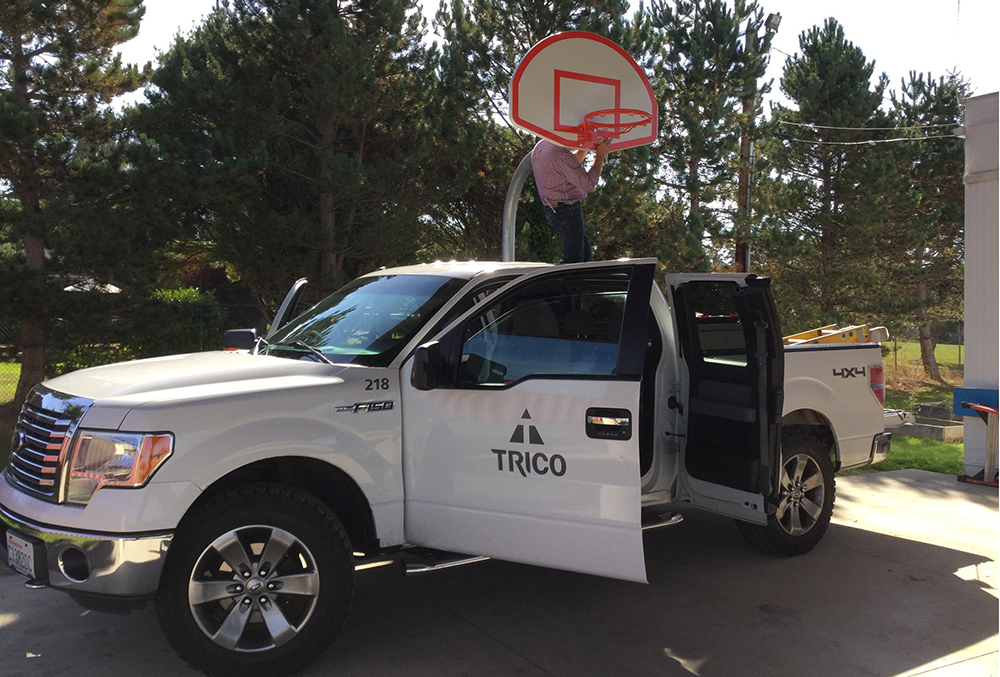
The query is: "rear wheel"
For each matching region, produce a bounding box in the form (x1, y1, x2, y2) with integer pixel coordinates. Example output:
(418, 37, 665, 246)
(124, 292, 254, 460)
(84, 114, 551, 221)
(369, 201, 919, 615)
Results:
(156, 484, 354, 677)
(736, 430, 835, 556)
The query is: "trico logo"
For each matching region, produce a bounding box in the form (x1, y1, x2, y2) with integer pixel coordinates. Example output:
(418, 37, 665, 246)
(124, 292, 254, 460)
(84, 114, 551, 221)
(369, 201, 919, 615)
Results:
(491, 449, 566, 477)
(491, 409, 567, 478)
(832, 367, 866, 379)
(334, 400, 394, 413)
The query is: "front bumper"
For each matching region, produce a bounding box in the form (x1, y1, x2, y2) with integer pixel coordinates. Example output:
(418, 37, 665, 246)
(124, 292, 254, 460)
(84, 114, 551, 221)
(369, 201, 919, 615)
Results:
(0, 502, 172, 599)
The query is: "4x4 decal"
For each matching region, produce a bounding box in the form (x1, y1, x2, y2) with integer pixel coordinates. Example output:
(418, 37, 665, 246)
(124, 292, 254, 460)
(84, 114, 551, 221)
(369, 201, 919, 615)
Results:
(832, 367, 866, 379)
(492, 409, 566, 477)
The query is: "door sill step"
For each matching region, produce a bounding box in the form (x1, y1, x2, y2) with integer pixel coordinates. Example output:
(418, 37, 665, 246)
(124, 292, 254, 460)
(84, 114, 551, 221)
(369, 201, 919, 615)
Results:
(641, 511, 684, 531)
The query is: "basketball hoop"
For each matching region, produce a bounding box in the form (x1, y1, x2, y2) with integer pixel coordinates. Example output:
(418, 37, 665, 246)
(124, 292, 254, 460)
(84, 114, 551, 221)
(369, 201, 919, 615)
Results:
(578, 108, 653, 146)
(509, 32, 658, 150)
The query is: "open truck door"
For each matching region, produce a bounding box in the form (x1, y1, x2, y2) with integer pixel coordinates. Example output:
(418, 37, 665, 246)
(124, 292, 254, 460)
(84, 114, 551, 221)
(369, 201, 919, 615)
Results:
(664, 274, 784, 525)
(402, 260, 655, 583)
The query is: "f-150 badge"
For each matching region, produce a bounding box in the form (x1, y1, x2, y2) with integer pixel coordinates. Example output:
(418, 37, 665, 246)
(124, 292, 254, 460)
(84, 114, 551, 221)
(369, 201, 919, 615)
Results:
(335, 401, 394, 413)
(491, 409, 567, 477)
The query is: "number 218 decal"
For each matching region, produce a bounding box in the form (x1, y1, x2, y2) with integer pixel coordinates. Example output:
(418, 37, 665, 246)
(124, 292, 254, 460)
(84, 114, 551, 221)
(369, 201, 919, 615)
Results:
(365, 378, 390, 391)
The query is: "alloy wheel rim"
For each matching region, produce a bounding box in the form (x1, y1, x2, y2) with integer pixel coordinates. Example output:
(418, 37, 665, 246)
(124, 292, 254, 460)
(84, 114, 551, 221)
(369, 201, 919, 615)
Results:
(188, 524, 320, 652)
(775, 453, 826, 536)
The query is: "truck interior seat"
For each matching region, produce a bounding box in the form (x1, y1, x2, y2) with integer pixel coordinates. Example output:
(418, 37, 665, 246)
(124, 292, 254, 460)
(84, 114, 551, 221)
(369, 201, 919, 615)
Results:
(563, 309, 596, 339)
(512, 301, 559, 338)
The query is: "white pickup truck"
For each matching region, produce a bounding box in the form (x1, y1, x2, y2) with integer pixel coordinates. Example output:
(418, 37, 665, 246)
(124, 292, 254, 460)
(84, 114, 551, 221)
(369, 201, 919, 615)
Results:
(1, 259, 889, 676)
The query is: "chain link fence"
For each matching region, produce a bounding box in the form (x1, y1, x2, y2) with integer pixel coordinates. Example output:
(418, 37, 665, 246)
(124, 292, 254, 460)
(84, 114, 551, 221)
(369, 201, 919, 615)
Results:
(0, 319, 19, 409)
(221, 304, 269, 338)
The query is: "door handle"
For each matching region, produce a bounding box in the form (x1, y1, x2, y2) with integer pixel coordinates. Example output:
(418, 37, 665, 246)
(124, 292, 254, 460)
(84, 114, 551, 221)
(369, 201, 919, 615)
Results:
(587, 414, 631, 426)
(586, 407, 632, 441)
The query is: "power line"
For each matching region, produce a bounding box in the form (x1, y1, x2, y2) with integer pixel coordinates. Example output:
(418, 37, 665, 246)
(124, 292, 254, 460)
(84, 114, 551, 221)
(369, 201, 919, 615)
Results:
(780, 134, 958, 146)
(780, 120, 957, 131)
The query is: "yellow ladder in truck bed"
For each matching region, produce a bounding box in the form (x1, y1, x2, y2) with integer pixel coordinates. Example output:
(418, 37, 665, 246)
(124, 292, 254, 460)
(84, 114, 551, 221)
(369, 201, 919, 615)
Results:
(783, 324, 889, 346)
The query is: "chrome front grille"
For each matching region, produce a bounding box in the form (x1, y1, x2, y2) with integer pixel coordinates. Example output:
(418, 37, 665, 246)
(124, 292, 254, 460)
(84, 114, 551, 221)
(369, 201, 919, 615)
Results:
(6, 386, 92, 502)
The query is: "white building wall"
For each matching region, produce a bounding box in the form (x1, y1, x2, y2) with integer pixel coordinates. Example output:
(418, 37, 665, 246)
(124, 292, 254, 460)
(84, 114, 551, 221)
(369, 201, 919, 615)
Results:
(961, 92, 999, 477)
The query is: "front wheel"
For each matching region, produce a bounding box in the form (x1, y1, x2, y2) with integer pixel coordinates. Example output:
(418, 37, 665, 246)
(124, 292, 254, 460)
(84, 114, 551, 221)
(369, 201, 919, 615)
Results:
(736, 431, 835, 556)
(156, 484, 354, 677)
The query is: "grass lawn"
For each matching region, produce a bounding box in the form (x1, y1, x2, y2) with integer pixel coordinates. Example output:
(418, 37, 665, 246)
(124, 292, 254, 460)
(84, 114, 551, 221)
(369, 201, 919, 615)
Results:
(885, 340, 964, 369)
(0, 404, 14, 469)
(843, 436, 965, 476)
(884, 382, 957, 411)
(872, 341, 966, 477)
(0, 360, 18, 404)
(883, 340, 963, 411)
(0, 361, 18, 467)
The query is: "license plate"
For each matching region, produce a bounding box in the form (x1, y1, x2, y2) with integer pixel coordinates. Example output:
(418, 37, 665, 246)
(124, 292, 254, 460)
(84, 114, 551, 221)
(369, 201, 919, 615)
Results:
(6, 530, 37, 578)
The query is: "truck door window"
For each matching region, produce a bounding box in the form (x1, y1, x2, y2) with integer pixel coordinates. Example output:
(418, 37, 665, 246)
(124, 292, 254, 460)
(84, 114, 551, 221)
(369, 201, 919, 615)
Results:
(686, 283, 748, 367)
(419, 275, 519, 343)
(457, 274, 629, 386)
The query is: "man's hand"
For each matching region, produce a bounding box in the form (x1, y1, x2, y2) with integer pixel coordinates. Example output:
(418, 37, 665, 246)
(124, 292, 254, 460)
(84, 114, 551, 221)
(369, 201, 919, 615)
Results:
(588, 138, 612, 179)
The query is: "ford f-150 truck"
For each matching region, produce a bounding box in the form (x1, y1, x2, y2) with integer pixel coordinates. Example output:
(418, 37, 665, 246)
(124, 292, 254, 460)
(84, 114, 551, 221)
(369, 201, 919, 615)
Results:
(1, 259, 890, 676)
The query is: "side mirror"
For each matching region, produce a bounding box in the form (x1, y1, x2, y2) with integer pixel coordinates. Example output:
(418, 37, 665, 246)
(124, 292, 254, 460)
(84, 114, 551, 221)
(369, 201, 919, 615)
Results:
(411, 341, 444, 391)
(224, 328, 258, 351)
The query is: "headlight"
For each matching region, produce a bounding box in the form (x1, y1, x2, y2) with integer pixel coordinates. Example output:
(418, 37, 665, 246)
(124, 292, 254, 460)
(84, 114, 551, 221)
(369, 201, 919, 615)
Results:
(65, 430, 174, 505)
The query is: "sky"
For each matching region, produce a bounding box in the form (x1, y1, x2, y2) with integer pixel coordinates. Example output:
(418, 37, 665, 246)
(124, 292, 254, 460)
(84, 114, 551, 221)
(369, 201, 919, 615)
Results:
(117, 0, 1000, 107)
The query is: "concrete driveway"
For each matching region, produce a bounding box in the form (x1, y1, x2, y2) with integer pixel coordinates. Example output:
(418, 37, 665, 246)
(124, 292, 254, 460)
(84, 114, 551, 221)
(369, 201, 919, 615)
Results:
(1, 469, 997, 677)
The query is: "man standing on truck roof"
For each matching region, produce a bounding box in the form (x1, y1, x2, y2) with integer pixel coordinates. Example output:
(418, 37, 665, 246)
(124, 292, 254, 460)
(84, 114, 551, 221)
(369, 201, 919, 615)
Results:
(531, 138, 613, 264)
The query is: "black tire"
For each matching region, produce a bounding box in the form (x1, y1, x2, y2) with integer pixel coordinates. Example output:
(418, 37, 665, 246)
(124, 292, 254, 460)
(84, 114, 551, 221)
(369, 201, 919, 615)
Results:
(736, 429, 835, 556)
(156, 484, 354, 677)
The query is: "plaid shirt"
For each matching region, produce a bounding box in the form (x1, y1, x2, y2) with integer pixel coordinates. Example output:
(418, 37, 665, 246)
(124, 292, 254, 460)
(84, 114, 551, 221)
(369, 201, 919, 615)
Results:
(530, 139, 601, 207)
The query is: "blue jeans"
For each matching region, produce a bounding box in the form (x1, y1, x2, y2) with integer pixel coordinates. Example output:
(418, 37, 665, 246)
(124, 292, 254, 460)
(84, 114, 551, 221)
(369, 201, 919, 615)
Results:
(542, 201, 592, 264)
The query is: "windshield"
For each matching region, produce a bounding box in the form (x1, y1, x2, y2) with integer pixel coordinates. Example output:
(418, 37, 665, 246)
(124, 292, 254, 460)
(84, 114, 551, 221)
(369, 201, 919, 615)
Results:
(266, 274, 466, 367)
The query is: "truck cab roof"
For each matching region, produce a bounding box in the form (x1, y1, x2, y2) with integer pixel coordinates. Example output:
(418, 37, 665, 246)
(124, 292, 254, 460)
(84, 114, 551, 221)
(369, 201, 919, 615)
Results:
(359, 260, 551, 280)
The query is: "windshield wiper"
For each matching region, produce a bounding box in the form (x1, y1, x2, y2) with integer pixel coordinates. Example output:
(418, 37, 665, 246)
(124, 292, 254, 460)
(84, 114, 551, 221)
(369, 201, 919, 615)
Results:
(268, 340, 334, 365)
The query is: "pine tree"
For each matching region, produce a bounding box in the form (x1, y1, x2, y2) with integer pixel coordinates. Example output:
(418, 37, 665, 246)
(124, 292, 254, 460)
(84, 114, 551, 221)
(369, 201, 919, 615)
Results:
(885, 72, 966, 380)
(133, 0, 450, 306)
(649, 0, 773, 269)
(0, 0, 147, 411)
(755, 18, 894, 331)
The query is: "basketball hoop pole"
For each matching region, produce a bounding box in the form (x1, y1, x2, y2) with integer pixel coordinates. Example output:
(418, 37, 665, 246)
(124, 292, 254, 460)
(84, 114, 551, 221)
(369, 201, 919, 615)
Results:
(502, 152, 533, 262)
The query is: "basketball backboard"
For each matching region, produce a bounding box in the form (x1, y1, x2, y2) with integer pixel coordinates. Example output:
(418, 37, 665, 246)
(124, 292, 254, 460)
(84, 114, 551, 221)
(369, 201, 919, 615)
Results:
(509, 31, 658, 150)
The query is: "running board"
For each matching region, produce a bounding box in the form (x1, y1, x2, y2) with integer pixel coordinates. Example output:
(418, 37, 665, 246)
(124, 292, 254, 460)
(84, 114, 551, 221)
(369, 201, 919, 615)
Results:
(399, 515, 682, 575)
(641, 511, 684, 531)
(401, 549, 490, 575)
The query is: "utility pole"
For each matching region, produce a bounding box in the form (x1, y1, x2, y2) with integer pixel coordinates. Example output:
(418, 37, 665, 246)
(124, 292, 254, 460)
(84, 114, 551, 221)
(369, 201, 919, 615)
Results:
(735, 12, 780, 273)
(735, 38, 754, 273)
